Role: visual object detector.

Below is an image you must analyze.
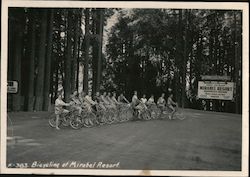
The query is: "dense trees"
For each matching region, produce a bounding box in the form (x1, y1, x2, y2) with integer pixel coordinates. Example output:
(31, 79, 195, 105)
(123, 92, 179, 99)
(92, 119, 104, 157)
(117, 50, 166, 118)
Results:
(7, 8, 242, 113)
(8, 8, 106, 111)
(104, 9, 242, 113)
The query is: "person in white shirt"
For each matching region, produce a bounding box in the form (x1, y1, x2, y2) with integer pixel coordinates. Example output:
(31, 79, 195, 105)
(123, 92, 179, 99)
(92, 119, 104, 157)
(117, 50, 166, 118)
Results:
(147, 95, 155, 105)
(95, 91, 106, 111)
(101, 92, 112, 109)
(85, 91, 97, 112)
(131, 91, 140, 108)
(106, 92, 116, 109)
(69, 91, 82, 115)
(55, 93, 71, 130)
(140, 94, 148, 109)
(157, 93, 166, 110)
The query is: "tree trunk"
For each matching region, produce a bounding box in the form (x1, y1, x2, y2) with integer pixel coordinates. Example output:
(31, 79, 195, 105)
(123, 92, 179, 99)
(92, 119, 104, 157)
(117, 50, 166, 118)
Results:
(43, 9, 54, 110)
(34, 10, 48, 111)
(12, 9, 25, 111)
(71, 10, 79, 92)
(83, 9, 90, 93)
(92, 9, 98, 94)
(181, 10, 189, 108)
(64, 10, 73, 102)
(27, 9, 37, 111)
(96, 9, 104, 93)
(76, 14, 82, 92)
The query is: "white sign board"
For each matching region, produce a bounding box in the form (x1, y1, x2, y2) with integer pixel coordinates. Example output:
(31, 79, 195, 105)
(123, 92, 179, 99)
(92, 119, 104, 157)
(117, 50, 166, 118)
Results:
(198, 81, 234, 100)
(7, 81, 18, 93)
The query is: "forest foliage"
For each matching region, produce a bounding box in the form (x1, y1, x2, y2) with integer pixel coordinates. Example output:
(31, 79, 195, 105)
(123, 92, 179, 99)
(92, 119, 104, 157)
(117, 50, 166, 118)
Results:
(7, 8, 242, 113)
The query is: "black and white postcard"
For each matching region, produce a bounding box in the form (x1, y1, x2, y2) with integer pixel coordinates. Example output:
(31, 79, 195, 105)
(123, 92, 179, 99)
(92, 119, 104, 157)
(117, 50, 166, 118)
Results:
(1, 0, 249, 176)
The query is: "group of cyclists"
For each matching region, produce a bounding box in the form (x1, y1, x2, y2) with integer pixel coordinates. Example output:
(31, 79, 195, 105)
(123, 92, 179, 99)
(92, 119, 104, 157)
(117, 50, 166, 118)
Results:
(54, 89, 178, 130)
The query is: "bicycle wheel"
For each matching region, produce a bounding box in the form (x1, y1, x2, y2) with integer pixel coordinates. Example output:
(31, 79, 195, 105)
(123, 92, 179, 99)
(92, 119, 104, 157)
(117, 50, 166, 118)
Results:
(97, 111, 106, 125)
(88, 112, 98, 126)
(151, 105, 161, 119)
(106, 110, 115, 124)
(70, 115, 83, 129)
(119, 108, 127, 122)
(141, 110, 151, 120)
(48, 114, 57, 128)
(174, 110, 185, 120)
(61, 112, 71, 127)
(123, 106, 133, 121)
(82, 114, 94, 128)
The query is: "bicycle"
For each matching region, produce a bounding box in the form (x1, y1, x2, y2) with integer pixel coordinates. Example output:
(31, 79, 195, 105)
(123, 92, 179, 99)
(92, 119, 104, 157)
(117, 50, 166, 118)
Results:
(106, 107, 117, 124)
(69, 104, 98, 129)
(49, 110, 73, 128)
(169, 104, 185, 120)
(139, 106, 151, 121)
(113, 103, 130, 123)
(95, 104, 109, 125)
(147, 104, 161, 120)
(158, 104, 186, 120)
(69, 111, 83, 130)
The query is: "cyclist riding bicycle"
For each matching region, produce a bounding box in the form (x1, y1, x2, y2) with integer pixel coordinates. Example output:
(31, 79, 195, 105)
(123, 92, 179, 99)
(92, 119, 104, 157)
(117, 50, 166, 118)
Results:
(147, 95, 155, 105)
(111, 92, 120, 106)
(118, 92, 130, 104)
(55, 92, 71, 130)
(101, 92, 113, 109)
(140, 94, 148, 110)
(79, 91, 89, 110)
(157, 93, 166, 113)
(147, 95, 156, 110)
(167, 93, 178, 120)
(131, 91, 140, 108)
(106, 92, 116, 109)
(95, 92, 107, 111)
(69, 91, 82, 115)
(85, 91, 97, 112)
(131, 91, 143, 117)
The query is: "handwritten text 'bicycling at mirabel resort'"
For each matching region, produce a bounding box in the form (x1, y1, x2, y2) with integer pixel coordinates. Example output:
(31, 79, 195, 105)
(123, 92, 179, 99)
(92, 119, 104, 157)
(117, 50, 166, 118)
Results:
(7, 161, 121, 169)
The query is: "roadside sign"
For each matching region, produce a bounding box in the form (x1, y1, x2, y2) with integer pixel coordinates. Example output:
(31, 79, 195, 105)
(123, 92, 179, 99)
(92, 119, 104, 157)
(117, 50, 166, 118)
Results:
(201, 75, 231, 81)
(198, 81, 234, 100)
(7, 81, 18, 93)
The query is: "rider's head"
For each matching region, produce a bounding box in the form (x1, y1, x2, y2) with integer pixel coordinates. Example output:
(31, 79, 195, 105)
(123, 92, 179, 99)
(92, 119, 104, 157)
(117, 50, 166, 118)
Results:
(134, 91, 137, 95)
(107, 92, 111, 96)
(58, 93, 63, 99)
(161, 93, 165, 97)
(143, 94, 146, 98)
(57, 88, 63, 99)
(73, 91, 78, 97)
(170, 93, 173, 98)
(113, 92, 116, 97)
(81, 91, 86, 97)
(88, 91, 92, 96)
(96, 92, 100, 96)
(151, 94, 154, 98)
(103, 92, 107, 96)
